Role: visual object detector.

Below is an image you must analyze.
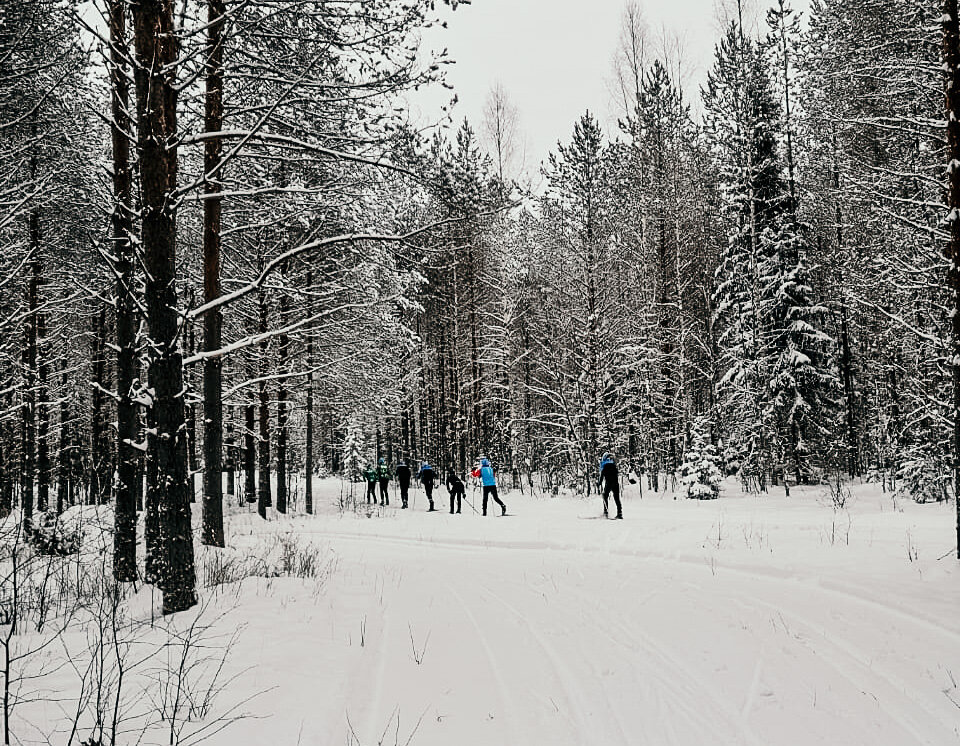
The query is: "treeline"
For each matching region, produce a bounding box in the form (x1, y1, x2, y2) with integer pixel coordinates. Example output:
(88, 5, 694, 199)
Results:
(407, 0, 960, 512)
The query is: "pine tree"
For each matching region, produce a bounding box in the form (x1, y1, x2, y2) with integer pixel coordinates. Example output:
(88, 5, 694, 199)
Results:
(342, 418, 366, 483)
(704, 21, 783, 490)
(678, 420, 723, 499)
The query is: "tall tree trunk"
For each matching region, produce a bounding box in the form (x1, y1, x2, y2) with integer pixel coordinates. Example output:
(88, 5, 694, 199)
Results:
(187, 323, 199, 503)
(257, 287, 272, 519)
(225, 408, 236, 504)
(133, 0, 196, 613)
(276, 277, 289, 514)
(90, 307, 109, 504)
(0, 418, 10, 518)
(144, 401, 161, 585)
(36, 313, 49, 512)
(134, 409, 145, 512)
(244, 403, 256, 503)
(305, 270, 314, 515)
(21, 213, 40, 532)
(57, 368, 69, 514)
(201, 0, 226, 545)
(112, 0, 138, 581)
(943, 0, 960, 560)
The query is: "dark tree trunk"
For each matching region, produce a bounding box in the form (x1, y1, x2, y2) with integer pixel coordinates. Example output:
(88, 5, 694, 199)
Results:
(0, 415, 11, 518)
(134, 410, 145, 512)
(112, 0, 138, 581)
(90, 306, 110, 504)
(36, 313, 49, 512)
(200, 0, 226, 545)
(276, 280, 289, 514)
(187, 325, 199, 505)
(133, 0, 196, 613)
(225, 407, 235, 504)
(305, 270, 314, 515)
(257, 288, 272, 519)
(244, 403, 256, 503)
(943, 0, 960, 560)
(21, 213, 40, 532)
(144, 403, 161, 585)
(69, 408, 82, 506)
(57, 368, 70, 515)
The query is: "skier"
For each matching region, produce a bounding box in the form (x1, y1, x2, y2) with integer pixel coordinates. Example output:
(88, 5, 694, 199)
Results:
(396, 460, 412, 508)
(471, 457, 506, 516)
(597, 452, 623, 519)
(445, 465, 465, 514)
(418, 461, 437, 512)
(362, 463, 378, 504)
(376, 457, 391, 506)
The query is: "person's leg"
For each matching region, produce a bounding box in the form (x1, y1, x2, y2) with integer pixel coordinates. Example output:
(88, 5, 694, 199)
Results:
(492, 486, 506, 515)
(612, 484, 622, 519)
(482, 486, 489, 515)
(400, 484, 408, 508)
(426, 484, 435, 511)
(456, 487, 462, 513)
(449, 490, 455, 513)
(380, 479, 389, 505)
(367, 482, 375, 503)
(602, 486, 610, 517)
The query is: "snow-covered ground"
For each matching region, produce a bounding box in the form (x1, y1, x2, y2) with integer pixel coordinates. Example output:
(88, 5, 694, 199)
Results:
(6, 477, 960, 745)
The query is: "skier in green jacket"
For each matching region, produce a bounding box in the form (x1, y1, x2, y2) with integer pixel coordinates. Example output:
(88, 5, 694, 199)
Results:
(376, 457, 392, 506)
(362, 464, 378, 504)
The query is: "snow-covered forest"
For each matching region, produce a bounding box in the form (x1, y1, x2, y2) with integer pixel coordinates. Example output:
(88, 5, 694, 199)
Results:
(2, 0, 960, 742)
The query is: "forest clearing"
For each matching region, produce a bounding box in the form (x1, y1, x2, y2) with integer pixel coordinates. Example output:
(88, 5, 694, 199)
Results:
(3, 0, 960, 742)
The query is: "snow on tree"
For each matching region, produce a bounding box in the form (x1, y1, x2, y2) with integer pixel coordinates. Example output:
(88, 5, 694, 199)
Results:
(678, 421, 723, 500)
(341, 418, 368, 484)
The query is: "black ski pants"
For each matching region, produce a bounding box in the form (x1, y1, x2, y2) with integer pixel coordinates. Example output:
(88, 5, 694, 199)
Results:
(602, 483, 622, 518)
(378, 478, 390, 505)
(482, 485, 505, 515)
(449, 484, 464, 513)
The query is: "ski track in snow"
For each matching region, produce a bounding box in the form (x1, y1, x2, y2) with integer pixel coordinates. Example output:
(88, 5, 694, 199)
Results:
(312, 524, 960, 646)
(563, 582, 764, 746)
(747, 594, 951, 744)
(444, 578, 530, 746)
(472, 578, 634, 745)
(15, 482, 950, 746)
(295, 497, 959, 746)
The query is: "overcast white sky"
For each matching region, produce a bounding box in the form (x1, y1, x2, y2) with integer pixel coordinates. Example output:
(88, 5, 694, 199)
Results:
(413, 0, 809, 177)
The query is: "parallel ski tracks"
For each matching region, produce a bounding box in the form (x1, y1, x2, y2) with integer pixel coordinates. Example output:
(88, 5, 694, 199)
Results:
(315, 527, 960, 649)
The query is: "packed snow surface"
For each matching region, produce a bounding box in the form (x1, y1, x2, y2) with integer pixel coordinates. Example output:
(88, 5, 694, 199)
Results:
(213, 479, 960, 746)
(10, 478, 960, 745)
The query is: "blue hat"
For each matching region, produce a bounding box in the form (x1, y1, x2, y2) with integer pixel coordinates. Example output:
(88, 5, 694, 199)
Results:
(480, 458, 490, 467)
(379, 457, 385, 465)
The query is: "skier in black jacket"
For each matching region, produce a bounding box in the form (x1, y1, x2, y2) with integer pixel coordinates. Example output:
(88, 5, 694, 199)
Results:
(396, 461, 412, 508)
(445, 466, 465, 514)
(418, 461, 437, 512)
(598, 452, 623, 519)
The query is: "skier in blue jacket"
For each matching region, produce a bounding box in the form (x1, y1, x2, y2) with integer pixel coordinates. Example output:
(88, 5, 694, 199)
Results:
(471, 457, 506, 516)
(418, 461, 437, 512)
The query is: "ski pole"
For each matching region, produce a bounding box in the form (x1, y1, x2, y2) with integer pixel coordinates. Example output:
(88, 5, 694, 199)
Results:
(462, 490, 480, 514)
